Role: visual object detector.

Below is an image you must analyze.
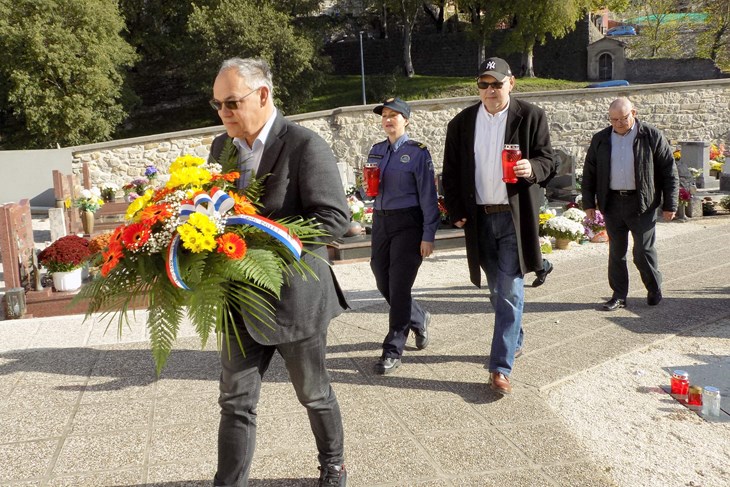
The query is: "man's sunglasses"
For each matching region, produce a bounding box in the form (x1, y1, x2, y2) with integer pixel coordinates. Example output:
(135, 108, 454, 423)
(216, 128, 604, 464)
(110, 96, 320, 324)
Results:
(209, 87, 260, 111)
(477, 81, 504, 90)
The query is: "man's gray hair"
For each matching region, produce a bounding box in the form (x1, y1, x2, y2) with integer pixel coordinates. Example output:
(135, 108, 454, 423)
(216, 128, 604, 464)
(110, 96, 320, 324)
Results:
(219, 58, 274, 96)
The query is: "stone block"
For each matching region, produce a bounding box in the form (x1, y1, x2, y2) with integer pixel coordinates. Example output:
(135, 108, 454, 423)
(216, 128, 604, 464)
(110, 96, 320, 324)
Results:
(720, 173, 730, 192)
(48, 208, 67, 242)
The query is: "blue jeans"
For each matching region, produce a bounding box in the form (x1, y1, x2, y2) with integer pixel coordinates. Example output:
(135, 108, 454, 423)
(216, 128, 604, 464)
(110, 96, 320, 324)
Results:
(214, 328, 344, 486)
(476, 210, 524, 376)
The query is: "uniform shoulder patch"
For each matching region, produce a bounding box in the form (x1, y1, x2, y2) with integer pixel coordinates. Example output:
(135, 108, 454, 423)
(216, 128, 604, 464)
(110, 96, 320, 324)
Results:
(407, 140, 428, 151)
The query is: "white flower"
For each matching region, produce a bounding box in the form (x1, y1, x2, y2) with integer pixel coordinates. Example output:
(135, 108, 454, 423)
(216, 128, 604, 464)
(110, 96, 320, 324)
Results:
(562, 207, 586, 223)
(90, 187, 102, 198)
(80, 188, 93, 199)
(102, 183, 119, 191)
(545, 216, 584, 241)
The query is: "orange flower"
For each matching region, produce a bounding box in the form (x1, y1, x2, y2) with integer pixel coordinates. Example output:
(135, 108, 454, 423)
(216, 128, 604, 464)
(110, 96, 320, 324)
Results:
(216, 233, 247, 259)
(101, 247, 124, 276)
(139, 203, 173, 225)
(110, 225, 125, 248)
(228, 191, 257, 215)
(152, 187, 175, 202)
(121, 223, 151, 250)
(212, 172, 240, 183)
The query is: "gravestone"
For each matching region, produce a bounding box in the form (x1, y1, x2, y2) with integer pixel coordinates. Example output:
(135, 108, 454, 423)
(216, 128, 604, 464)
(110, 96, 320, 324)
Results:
(0, 200, 36, 292)
(680, 141, 718, 190)
(48, 207, 67, 242)
(52, 169, 82, 234)
(546, 149, 577, 202)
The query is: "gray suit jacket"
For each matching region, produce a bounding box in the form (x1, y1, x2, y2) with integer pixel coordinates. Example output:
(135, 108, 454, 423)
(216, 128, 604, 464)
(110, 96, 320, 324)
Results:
(209, 112, 350, 344)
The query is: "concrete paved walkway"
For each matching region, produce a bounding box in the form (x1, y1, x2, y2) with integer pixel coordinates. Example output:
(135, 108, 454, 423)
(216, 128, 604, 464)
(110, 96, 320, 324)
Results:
(1, 215, 729, 486)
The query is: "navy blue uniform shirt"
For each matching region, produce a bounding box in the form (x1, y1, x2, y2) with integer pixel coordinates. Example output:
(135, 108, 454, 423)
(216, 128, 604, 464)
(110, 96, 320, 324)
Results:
(367, 134, 440, 242)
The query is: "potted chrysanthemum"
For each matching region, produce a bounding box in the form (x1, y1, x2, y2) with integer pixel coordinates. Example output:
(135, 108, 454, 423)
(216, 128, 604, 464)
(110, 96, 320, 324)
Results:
(37, 235, 93, 292)
(544, 215, 585, 249)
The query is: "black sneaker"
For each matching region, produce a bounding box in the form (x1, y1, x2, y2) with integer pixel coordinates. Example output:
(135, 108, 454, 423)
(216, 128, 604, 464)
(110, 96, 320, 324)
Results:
(414, 311, 431, 350)
(318, 464, 347, 486)
(375, 357, 401, 375)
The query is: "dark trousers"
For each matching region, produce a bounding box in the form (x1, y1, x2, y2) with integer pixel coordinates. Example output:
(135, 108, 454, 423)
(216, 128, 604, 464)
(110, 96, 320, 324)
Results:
(370, 208, 426, 359)
(214, 327, 344, 486)
(604, 194, 662, 300)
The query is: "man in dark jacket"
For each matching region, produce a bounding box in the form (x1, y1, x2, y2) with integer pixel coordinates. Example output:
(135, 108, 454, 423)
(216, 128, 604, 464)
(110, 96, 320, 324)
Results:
(442, 57, 556, 395)
(582, 97, 678, 311)
(208, 57, 349, 487)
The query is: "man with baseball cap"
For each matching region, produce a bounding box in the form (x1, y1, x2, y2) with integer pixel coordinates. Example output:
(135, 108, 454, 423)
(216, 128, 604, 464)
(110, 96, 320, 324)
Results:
(442, 57, 556, 395)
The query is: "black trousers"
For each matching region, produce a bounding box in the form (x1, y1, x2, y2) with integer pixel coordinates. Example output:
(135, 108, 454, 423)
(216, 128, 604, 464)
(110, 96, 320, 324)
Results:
(370, 207, 427, 359)
(214, 327, 344, 486)
(604, 193, 662, 300)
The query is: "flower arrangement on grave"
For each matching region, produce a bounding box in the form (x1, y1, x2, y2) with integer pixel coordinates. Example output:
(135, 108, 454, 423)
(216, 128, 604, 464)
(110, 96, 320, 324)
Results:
(562, 207, 587, 224)
(145, 165, 158, 180)
(123, 178, 149, 202)
(38, 235, 92, 273)
(709, 143, 725, 173)
(71, 187, 104, 213)
(543, 215, 585, 242)
(101, 183, 119, 202)
(673, 148, 681, 161)
(678, 187, 692, 207)
(583, 210, 607, 242)
(347, 195, 365, 223)
(77, 154, 325, 373)
(87, 232, 113, 268)
(538, 208, 557, 237)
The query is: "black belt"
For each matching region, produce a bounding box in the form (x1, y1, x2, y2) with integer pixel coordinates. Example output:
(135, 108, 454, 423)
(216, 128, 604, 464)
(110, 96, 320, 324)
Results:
(478, 204, 511, 214)
(611, 190, 637, 196)
(374, 206, 419, 216)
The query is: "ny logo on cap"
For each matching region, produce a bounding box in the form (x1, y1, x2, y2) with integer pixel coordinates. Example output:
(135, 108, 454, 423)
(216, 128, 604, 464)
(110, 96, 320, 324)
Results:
(486, 61, 496, 70)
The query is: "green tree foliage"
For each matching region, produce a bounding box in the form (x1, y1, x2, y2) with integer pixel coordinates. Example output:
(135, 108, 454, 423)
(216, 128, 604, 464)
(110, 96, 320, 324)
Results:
(186, 0, 326, 113)
(500, 0, 590, 77)
(697, 0, 730, 69)
(456, 0, 508, 66)
(628, 0, 683, 58)
(0, 0, 137, 149)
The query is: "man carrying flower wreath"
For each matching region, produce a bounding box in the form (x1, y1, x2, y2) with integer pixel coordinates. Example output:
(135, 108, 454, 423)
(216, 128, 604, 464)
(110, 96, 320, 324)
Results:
(208, 58, 350, 486)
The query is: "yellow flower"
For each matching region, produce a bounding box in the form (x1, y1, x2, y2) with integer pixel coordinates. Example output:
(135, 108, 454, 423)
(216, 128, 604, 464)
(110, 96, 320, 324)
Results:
(710, 160, 724, 172)
(169, 155, 206, 173)
(539, 213, 554, 226)
(187, 212, 217, 234)
(125, 190, 154, 220)
(166, 166, 212, 189)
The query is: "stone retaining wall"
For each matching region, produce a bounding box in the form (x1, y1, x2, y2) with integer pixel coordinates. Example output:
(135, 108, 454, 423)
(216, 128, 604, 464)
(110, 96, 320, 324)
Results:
(72, 79, 730, 190)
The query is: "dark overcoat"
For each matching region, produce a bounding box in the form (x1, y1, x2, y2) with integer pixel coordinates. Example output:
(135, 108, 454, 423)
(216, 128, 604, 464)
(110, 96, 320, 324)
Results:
(442, 98, 556, 287)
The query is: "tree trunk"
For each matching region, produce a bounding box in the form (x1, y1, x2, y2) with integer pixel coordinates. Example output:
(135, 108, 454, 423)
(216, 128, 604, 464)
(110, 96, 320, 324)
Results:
(403, 25, 415, 77)
(522, 50, 535, 78)
(381, 3, 388, 39)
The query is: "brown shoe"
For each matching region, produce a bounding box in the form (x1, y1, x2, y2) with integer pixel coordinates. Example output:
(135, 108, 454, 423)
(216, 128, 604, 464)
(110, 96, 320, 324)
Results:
(489, 372, 513, 395)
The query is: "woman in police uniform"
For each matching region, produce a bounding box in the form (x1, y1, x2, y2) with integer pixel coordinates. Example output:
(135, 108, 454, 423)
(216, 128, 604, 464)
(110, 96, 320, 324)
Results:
(368, 98, 440, 375)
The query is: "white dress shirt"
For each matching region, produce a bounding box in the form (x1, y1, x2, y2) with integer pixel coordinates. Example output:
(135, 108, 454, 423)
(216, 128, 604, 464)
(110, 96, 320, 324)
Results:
(233, 108, 278, 188)
(474, 102, 510, 205)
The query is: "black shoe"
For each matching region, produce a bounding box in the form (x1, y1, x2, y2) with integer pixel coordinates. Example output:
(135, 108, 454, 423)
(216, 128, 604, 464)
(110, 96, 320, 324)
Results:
(318, 464, 347, 486)
(647, 291, 663, 306)
(375, 357, 401, 375)
(602, 298, 626, 311)
(414, 312, 431, 350)
(532, 261, 554, 287)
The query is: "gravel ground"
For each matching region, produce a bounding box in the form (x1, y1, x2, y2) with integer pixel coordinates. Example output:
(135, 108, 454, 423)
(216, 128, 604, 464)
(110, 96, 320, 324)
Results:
(546, 319, 730, 487)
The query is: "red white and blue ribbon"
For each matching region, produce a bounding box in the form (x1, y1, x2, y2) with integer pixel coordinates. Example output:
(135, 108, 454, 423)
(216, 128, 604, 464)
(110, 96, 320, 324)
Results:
(165, 189, 303, 289)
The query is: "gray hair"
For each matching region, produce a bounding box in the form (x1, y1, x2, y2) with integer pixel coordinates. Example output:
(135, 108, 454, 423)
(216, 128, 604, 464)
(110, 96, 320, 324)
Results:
(219, 58, 274, 96)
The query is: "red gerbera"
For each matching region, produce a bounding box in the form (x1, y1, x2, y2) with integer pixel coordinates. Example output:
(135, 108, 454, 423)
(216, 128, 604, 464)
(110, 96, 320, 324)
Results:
(101, 247, 124, 276)
(216, 233, 247, 259)
(121, 222, 151, 250)
(139, 203, 173, 225)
